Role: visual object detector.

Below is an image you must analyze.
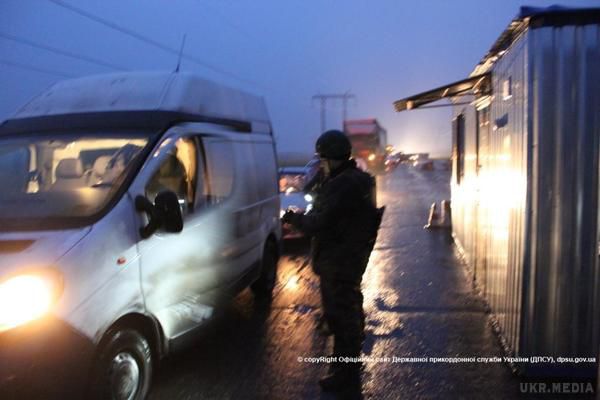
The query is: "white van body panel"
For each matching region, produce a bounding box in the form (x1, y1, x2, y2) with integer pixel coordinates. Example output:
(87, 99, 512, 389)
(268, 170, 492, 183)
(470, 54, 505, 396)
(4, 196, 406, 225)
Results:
(0, 195, 142, 344)
(0, 228, 91, 274)
(51, 195, 143, 342)
(127, 123, 279, 340)
(129, 127, 230, 339)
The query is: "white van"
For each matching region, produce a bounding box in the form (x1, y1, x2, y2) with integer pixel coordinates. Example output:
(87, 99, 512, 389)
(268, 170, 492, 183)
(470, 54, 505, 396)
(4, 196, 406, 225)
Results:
(0, 72, 281, 399)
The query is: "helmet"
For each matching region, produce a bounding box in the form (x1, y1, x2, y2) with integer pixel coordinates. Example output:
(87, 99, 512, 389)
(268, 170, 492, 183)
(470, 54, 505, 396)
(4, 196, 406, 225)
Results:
(315, 130, 352, 160)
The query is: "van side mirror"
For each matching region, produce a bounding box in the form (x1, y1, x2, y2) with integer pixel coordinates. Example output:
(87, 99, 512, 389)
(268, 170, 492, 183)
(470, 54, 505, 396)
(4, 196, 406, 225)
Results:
(135, 191, 184, 239)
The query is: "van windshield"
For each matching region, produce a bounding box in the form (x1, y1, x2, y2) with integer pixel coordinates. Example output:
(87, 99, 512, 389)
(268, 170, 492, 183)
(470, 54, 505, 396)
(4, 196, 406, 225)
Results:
(0, 131, 151, 230)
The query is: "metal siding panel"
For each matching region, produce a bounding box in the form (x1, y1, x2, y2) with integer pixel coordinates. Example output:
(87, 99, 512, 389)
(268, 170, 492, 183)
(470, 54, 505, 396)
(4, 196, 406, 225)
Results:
(451, 105, 478, 270)
(515, 46, 527, 352)
(452, 21, 600, 372)
(528, 23, 600, 360)
(476, 109, 491, 296)
(485, 34, 529, 357)
(573, 24, 600, 356)
(523, 27, 542, 360)
(593, 25, 600, 367)
(466, 107, 479, 269)
(531, 25, 559, 356)
(451, 32, 529, 358)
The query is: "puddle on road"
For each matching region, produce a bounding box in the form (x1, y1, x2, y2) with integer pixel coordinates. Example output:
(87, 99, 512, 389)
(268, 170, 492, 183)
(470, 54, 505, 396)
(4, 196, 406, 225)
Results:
(284, 274, 301, 291)
(291, 303, 318, 315)
(366, 314, 405, 337)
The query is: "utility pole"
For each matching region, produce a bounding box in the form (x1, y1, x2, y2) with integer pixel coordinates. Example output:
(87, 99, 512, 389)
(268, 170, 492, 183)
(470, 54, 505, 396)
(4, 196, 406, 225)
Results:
(312, 92, 355, 132)
(341, 91, 353, 122)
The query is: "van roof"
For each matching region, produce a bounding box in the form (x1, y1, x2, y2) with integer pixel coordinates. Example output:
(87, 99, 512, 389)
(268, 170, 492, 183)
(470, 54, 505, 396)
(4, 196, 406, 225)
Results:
(0, 72, 271, 134)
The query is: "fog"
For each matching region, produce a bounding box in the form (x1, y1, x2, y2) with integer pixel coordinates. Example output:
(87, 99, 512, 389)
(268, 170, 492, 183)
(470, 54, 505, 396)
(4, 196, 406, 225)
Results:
(1, 0, 598, 157)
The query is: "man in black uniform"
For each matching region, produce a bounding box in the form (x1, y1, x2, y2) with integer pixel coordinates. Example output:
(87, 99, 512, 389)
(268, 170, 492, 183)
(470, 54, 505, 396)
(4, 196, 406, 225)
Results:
(282, 130, 383, 394)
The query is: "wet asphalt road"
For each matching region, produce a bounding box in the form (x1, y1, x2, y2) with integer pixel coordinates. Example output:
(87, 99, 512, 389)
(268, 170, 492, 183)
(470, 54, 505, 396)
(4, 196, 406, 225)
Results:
(147, 165, 568, 399)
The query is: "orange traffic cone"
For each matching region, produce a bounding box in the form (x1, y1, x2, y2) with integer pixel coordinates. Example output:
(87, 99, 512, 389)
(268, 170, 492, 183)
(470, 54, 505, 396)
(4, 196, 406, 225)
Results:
(424, 202, 440, 229)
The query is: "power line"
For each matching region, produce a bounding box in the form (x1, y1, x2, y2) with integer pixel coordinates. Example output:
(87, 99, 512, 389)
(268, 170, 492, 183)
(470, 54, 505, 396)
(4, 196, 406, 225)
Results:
(196, 1, 257, 41)
(47, 0, 263, 88)
(194, 1, 332, 92)
(0, 58, 75, 78)
(0, 31, 127, 71)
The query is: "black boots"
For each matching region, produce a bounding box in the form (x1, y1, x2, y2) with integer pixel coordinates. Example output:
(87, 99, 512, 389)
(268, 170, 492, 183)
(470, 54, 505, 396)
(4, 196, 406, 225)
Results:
(316, 315, 333, 336)
(319, 372, 346, 391)
(319, 364, 362, 397)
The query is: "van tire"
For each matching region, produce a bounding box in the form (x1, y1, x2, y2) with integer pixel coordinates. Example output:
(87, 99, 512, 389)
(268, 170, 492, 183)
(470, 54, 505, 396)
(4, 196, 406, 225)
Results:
(251, 240, 279, 298)
(89, 329, 153, 400)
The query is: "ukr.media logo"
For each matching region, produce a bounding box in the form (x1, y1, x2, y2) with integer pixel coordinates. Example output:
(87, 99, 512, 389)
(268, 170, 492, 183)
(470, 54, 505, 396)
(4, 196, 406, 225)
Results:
(520, 382, 594, 395)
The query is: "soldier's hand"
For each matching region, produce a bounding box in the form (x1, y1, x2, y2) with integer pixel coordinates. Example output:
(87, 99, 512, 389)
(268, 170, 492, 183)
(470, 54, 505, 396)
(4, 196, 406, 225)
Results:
(281, 209, 296, 225)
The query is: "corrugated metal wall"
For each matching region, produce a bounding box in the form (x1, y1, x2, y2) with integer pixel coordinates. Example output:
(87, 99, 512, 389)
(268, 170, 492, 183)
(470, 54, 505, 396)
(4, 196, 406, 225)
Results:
(486, 35, 529, 357)
(451, 105, 478, 270)
(452, 33, 529, 356)
(524, 23, 600, 358)
(452, 20, 600, 367)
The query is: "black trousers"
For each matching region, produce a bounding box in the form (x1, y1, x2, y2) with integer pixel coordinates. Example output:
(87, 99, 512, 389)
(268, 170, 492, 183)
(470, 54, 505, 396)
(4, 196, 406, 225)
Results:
(320, 275, 365, 359)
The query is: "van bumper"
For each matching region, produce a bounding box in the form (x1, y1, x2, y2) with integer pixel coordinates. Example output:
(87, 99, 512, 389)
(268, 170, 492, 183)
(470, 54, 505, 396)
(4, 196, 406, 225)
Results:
(0, 317, 95, 399)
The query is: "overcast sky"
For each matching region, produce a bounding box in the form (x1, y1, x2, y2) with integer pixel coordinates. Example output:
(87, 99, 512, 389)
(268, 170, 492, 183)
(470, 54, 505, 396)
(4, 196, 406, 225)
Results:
(1, 0, 599, 157)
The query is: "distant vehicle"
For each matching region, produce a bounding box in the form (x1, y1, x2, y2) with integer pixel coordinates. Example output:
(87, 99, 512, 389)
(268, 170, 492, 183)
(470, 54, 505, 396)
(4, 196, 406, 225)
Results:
(404, 152, 430, 167)
(0, 72, 281, 399)
(407, 153, 435, 171)
(343, 118, 388, 174)
(384, 153, 402, 171)
(279, 165, 314, 239)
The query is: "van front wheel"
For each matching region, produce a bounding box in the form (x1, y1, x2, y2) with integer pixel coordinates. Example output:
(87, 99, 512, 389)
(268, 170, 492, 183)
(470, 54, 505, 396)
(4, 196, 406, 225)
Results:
(251, 240, 279, 298)
(90, 329, 153, 400)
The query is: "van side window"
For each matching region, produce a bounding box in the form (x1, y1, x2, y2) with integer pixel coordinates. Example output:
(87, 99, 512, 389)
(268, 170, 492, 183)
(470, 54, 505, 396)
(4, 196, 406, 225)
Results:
(203, 138, 235, 204)
(145, 138, 197, 214)
(0, 146, 30, 192)
(253, 142, 277, 199)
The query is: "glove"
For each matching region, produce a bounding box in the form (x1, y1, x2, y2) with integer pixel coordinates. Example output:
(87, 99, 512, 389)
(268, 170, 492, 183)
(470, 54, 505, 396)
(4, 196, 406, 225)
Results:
(281, 209, 297, 225)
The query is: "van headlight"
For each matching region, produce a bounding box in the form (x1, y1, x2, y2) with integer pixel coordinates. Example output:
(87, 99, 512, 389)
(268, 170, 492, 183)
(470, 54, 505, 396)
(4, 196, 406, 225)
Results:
(0, 272, 62, 333)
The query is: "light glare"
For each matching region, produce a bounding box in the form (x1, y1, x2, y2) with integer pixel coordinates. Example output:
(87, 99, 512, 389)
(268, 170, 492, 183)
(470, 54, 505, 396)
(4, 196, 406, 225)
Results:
(0, 275, 54, 332)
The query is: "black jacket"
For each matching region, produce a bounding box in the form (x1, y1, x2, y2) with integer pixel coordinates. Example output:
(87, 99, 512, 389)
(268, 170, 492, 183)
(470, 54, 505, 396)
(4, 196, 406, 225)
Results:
(290, 160, 382, 280)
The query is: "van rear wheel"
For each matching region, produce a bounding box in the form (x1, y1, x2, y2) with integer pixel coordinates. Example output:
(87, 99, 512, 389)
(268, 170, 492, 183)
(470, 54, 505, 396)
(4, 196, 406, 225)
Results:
(90, 329, 152, 400)
(251, 240, 279, 298)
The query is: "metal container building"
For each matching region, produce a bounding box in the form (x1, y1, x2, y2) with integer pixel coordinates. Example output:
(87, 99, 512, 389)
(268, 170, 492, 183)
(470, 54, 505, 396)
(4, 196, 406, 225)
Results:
(394, 6, 600, 377)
